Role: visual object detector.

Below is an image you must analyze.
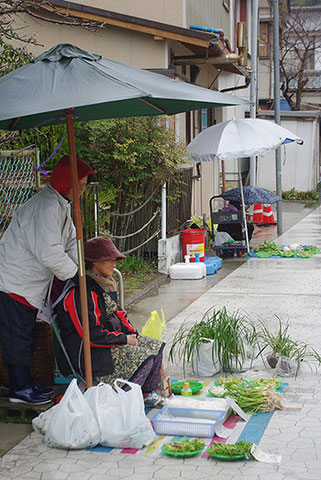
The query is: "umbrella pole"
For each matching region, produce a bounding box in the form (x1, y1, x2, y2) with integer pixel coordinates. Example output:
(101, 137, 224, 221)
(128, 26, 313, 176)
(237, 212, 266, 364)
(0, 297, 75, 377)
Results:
(65, 111, 93, 389)
(238, 172, 250, 254)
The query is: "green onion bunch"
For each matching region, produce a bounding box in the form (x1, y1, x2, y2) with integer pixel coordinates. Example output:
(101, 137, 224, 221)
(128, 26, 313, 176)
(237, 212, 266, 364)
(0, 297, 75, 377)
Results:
(226, 385, 282, 413)
(169, 307, 257, 374)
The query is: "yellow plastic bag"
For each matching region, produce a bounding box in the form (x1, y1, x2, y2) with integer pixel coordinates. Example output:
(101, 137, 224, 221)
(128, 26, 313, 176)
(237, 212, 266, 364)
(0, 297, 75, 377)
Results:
(141, 309, 166, 341)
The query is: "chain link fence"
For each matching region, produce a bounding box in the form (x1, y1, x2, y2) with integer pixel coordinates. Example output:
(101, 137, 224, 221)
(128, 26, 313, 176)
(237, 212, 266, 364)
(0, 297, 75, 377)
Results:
(0, 149, 39, 238)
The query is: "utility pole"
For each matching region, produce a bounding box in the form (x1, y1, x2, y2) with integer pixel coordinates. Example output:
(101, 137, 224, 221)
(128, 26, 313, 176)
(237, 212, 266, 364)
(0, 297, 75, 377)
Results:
(273, 0, 283, 235)
(249, 0, 258, 186)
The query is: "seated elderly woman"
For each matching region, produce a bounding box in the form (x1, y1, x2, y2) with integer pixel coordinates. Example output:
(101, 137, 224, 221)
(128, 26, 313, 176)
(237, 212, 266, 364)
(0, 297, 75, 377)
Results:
(54, 236, 166, 407)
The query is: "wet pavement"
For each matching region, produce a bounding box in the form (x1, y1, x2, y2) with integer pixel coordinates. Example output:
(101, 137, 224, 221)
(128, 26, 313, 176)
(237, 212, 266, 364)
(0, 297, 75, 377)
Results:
(1, 200, 321, 479)
(128, 201, 317, 332)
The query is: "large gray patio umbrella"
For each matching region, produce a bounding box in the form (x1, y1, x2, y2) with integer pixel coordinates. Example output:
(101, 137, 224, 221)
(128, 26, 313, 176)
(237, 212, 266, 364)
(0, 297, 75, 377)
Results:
(0, 43, 249, 387)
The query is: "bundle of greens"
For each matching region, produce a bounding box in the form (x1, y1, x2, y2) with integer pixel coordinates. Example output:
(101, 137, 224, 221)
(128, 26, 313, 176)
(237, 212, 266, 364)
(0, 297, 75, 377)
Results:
(207, 441, 252, 458)
(216, 376, 247, 388)
(254, 239, 283, 255)
(163, 439, 205, 453)
(226, 384, 282, 413)
(250, 376, 280, 389)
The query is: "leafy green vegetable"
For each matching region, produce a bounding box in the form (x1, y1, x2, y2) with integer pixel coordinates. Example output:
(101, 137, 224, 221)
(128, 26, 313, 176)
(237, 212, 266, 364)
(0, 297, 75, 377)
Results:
(216, 376, 246, 388)
(250, 376, 280, 389)
(207, 441, 252, 458)
(254, 239, 283, 255)
(225, 384, 282, 413)
(163, 439, 205, 453)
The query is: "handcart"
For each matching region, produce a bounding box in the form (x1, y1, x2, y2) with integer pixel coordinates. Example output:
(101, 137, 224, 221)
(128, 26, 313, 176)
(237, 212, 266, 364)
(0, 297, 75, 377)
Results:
(209, 175, 251, 257)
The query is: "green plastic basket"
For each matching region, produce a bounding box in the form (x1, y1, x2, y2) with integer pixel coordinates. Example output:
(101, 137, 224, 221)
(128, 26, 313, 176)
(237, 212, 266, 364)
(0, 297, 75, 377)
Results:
(171, 380, 203, 395)
(161, 445, 204, 457)
(207, 450, 248, 461)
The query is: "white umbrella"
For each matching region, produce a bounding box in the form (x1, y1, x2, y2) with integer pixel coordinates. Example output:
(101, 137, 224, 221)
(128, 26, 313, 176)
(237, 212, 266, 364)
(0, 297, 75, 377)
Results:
(186, 117, 303, 162)
(187, 118, 303, 254)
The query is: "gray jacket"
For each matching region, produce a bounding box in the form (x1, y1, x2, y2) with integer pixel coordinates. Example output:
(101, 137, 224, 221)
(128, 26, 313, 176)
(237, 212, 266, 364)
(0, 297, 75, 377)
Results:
(0, 186, 78, 309)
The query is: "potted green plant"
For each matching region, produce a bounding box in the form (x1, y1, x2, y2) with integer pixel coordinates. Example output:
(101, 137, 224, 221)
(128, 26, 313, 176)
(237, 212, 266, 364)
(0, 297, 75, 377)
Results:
(169, 307, 257, 375)
(257, 316, 321, 376)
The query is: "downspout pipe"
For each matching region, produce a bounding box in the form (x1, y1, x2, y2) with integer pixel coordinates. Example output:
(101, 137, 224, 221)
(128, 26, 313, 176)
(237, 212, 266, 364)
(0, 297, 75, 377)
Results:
(220, 77, 250, 93)
(189, 25, 224, 40)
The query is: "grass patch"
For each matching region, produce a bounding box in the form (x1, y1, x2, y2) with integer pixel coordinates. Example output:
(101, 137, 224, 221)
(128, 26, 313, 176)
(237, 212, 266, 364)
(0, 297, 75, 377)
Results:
(117, 255, 158, 297)
(282, 188, 319, 201)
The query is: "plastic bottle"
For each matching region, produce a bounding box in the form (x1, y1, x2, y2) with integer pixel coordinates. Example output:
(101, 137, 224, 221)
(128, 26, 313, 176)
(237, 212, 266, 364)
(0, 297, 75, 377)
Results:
(194, 252, 201, 262)
(181, 381, 192, 396)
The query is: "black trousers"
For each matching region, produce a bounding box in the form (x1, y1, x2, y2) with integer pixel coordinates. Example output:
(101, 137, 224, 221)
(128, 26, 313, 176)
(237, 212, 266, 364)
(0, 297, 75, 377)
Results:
(0, 291, 38, 367)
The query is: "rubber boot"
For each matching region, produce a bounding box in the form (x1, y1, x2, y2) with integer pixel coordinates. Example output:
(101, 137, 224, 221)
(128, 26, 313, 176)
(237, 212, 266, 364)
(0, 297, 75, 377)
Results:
(8, 366, 51, 405)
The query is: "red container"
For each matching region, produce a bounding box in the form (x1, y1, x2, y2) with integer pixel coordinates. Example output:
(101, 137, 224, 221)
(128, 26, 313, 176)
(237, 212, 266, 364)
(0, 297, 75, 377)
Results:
(181, 229, 206, 262)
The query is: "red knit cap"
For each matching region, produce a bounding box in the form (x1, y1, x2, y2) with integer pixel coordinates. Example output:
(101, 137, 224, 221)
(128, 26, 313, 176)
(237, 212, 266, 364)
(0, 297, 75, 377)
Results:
(50, 155, 95, 196)
(84, 237, 126, 262)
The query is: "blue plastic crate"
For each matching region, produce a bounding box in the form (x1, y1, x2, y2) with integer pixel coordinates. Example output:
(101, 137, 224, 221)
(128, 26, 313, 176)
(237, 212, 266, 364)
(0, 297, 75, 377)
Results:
(151, 407, 225, 437)
(204, 256, 222, 275)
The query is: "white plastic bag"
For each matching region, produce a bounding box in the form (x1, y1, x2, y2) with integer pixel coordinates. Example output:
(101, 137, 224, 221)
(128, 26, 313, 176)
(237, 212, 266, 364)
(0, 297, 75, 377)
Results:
(32, 404, 59, 436)
(191, 339, 221, 377)
(276, 355, 298, 377)
(85, 379, 157, 449)
(44, 379, 101, 449)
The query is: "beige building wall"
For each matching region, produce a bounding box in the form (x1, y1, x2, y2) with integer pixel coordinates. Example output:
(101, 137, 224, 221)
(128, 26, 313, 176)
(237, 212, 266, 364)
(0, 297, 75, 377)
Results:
(74, 0, 183, 26)
(13, 13, 167, 68)
(186, 0, 230, 36)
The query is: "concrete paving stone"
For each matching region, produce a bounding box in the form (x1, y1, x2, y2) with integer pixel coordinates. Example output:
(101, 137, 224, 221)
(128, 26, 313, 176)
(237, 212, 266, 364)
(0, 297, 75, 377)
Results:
(33, 463, 61, 473)
(153, 467, 185, 478)
(121, 475, 153, 480)
(134, 465, 162, 474)
(64, 473, 92, 480)
(118, 456, 156, 466)
(153, 458, 185, 466)
(289, 474, 321, 480)
(75, 459, 105, 468)
(7, 466, 33, 477)
(154, 464, 197, 472)
(89, 473, 151, 480)
(59, 463, 88, 474)
(0, 460, 16, 469)
(191, 473, 235, 480)
(40, 471, 69, 480)
(1, 454, 21, 463)
(0, 465, 13, 475)
(103, 467, 134, 478)
(258, 472, 286, 480)
(175, 470, 223, 480)
(90, 461, 119, 470)
(195, 464, 224, 474)
(43, 458, 77, 465)
(16, 472, 42, 479)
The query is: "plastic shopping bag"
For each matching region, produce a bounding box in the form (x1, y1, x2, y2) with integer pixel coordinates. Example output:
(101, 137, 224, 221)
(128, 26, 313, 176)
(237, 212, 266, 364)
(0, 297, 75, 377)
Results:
(32, 404, 59, 436)
(141, 309, 165, 340)
(85, 379, 157, 449)
(191, 339, 221, 377)
(43, 379, 101, 449)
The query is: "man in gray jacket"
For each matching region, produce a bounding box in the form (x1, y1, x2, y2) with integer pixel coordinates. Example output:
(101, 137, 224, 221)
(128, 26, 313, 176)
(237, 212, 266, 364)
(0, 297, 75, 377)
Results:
(0, 155, 94, 404)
